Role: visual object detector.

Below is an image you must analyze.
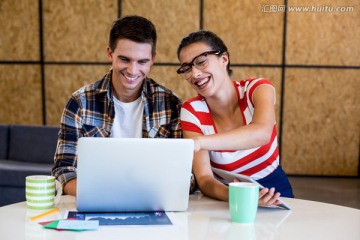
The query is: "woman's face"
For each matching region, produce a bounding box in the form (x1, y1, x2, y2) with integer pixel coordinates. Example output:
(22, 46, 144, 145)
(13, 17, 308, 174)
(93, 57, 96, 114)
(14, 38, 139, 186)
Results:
(178, 42, 228, 97)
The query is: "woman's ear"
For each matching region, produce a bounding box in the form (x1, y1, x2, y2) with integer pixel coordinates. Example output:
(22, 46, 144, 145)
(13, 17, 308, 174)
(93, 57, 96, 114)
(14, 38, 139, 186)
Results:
(221, 52, 229, 64)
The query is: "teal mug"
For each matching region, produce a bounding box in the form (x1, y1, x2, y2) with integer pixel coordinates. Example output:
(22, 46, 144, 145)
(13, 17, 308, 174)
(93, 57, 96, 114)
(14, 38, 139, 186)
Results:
(229, 182, 259, 224)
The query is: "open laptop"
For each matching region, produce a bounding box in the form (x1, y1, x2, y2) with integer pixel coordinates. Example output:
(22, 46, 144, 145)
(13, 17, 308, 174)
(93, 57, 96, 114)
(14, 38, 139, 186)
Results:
(76, 137, 194, 212)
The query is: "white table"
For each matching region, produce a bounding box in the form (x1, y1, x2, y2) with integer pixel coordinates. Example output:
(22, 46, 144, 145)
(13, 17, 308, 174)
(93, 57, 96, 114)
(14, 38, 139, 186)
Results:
(0, 194, 359, 240)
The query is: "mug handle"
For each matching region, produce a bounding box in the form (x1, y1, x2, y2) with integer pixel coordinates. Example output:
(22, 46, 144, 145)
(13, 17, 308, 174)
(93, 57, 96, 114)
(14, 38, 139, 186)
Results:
(54, 180, 63, 204)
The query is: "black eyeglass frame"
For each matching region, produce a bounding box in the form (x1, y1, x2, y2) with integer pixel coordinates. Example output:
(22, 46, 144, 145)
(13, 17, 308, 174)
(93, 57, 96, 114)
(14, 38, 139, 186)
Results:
(176, 50, 222, 74)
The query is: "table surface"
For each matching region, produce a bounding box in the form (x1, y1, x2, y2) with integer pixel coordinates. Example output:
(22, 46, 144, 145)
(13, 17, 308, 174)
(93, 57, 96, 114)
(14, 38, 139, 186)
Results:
(0, 193, 359, 240)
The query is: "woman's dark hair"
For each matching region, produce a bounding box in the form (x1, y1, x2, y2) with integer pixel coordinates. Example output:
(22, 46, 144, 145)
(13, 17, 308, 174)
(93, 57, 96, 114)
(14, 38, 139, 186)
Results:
(177, 30, 232, 76)
(109, 15, 157, 55)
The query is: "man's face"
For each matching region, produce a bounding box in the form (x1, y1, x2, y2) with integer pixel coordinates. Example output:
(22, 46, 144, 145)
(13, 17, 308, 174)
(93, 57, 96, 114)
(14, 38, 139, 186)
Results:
(107, 39, 154, 102)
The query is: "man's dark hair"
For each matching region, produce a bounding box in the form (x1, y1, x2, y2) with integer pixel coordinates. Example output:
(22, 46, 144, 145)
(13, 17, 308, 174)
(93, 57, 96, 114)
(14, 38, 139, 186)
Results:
(109, 15, 157, 55)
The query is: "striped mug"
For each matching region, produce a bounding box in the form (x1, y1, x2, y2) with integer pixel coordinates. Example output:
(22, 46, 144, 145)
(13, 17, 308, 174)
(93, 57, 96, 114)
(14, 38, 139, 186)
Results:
(25, 175, 62, 210)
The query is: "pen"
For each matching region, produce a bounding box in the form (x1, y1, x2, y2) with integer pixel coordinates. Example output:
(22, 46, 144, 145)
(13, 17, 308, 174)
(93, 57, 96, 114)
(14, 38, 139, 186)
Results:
(30, 207, 60, 221)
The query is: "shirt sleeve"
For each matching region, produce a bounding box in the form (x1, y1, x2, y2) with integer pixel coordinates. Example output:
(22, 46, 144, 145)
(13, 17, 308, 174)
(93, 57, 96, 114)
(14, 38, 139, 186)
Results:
(168, 94, 183, 139)
(247, 78, 276, 107)
(52, 94, 82, 188)
(180, 101, 203, 134)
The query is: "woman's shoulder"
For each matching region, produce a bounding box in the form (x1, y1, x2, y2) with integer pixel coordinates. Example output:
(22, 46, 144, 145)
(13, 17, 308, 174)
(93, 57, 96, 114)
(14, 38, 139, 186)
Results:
(183, 94, 204, 104)
(234, 78, 273, 86)
(182, 94, 208, 111)
(233, 78, 274, 95)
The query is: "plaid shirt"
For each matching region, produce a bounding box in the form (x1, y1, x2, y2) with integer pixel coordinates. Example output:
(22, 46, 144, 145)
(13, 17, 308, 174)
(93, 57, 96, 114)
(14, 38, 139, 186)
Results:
(52, 69, 183, 187)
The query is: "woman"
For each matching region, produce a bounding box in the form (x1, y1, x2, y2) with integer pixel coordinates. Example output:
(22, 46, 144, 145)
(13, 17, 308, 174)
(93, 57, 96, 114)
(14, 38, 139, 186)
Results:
(177, 30, 293, 206)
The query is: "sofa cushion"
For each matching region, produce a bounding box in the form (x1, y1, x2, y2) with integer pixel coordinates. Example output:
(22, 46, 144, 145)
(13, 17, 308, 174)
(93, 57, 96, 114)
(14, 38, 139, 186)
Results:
(0, 186, 26, 206)
(8, 125, 59, 164)
(0, 159, 53, 187)
(0, 124, 9, 159)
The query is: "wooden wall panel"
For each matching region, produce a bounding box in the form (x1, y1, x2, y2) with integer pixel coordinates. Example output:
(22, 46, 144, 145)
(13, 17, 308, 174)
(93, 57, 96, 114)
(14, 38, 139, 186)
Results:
(0, 65, 42, 124)
(45, 65, 111, 126)
(148, 66, 197, 102)
(122, 0, 200, 63)
(232, 67, 282, 132)
(282, 68, 360, 176)
(0, 0, 39, 60)
(0, 0, 359, 176)
(287, 0, 360, 66)
(43, 0, 117, 62)
(203, 0, 284, 64)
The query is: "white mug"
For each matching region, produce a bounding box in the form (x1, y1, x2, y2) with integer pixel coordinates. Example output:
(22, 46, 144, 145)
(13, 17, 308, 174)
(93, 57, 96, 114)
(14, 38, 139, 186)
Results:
(25, 175, 62, 210)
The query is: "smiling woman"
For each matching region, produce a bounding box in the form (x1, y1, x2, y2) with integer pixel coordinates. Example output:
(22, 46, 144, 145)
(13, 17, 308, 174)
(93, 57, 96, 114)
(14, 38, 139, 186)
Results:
(176, 30, 294, 206)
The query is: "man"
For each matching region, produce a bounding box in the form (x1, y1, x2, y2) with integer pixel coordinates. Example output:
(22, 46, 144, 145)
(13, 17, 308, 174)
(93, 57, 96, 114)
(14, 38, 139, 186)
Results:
(52, 16, 183, 196)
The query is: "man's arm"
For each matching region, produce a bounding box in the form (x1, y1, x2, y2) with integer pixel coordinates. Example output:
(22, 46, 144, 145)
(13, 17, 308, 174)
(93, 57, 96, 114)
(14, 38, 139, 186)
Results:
(52, 96, 82, 196)
(169, 94, 183, 138)
(63, 179, 77, 196)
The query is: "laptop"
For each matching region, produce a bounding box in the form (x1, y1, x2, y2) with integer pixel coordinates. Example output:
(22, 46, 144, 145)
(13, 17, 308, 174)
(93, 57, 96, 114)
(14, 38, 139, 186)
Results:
(76, 137, 194, 212)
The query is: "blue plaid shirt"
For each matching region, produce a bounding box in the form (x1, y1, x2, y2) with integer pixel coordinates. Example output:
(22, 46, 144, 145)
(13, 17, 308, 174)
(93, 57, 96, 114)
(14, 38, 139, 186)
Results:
(52, 69, 183, 187)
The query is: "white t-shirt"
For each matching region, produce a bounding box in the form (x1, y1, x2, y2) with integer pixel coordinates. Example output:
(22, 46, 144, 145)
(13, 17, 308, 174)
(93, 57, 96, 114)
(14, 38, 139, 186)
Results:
(111, 96, 144, 138)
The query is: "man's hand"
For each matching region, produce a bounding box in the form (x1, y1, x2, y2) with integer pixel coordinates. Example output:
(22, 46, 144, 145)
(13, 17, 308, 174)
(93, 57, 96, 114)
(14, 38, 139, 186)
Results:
(63, 178, 77, 196)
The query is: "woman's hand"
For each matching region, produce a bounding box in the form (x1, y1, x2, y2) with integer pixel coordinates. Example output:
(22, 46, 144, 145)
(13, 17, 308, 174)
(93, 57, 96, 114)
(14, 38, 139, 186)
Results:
(232, 179, 280, 207)
(258, 187, 281, 207)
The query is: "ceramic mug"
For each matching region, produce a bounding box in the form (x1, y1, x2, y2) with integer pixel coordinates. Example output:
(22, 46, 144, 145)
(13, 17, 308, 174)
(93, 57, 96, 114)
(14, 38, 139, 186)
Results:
(25, 175, 62, 210)
(229, 182, 259, 224)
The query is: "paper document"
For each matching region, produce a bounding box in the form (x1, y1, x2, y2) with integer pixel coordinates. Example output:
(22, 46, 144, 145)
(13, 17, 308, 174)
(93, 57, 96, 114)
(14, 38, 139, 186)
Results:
(66, 211, 173, 225)
(42, 219, 99, 231)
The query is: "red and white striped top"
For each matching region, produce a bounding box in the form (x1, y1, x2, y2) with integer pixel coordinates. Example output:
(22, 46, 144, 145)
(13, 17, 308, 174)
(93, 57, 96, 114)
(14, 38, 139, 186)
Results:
(180, 78, 279, 180)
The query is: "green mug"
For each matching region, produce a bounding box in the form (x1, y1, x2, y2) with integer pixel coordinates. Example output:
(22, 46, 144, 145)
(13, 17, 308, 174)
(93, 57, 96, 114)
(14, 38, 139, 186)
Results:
(229, 182, 259, 224)
(25, 175, 62, 210)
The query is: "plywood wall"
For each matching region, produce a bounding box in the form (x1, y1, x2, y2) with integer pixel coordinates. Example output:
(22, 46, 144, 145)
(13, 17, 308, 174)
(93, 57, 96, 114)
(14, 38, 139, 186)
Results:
(0, 0, 359, 176)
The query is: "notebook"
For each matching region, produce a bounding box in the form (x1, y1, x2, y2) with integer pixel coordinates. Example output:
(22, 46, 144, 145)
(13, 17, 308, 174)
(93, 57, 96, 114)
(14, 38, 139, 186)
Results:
(76, 137, 194, 212)
(212, 167, 291, 210)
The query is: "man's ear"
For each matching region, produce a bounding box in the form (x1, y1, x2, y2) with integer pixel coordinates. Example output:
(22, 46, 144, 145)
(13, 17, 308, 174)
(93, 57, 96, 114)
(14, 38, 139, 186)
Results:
(151, 52, 156, 66)
(107, 47, 113, 62)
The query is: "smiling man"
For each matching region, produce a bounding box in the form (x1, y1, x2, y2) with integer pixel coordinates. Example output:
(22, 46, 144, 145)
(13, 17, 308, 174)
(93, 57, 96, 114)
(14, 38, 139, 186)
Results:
(52, 16, 183, 196)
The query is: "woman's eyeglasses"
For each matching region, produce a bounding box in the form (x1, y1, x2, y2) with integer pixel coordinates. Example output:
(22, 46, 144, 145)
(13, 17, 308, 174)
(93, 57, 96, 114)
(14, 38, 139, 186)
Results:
(176, 50, 222, 78)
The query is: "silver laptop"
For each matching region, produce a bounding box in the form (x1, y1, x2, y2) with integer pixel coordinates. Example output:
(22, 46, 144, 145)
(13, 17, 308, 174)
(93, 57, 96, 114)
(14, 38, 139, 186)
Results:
(76, 137, 194, 212)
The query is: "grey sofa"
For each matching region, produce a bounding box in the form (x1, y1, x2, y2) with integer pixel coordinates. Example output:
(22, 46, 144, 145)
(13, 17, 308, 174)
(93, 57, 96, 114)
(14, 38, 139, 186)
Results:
(0, 124, 59, 206)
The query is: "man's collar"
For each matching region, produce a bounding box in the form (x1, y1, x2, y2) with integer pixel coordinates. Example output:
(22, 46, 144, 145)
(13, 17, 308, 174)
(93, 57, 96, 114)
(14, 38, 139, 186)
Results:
(141, 77, 152, 99)
(99, 69, 112, 94)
